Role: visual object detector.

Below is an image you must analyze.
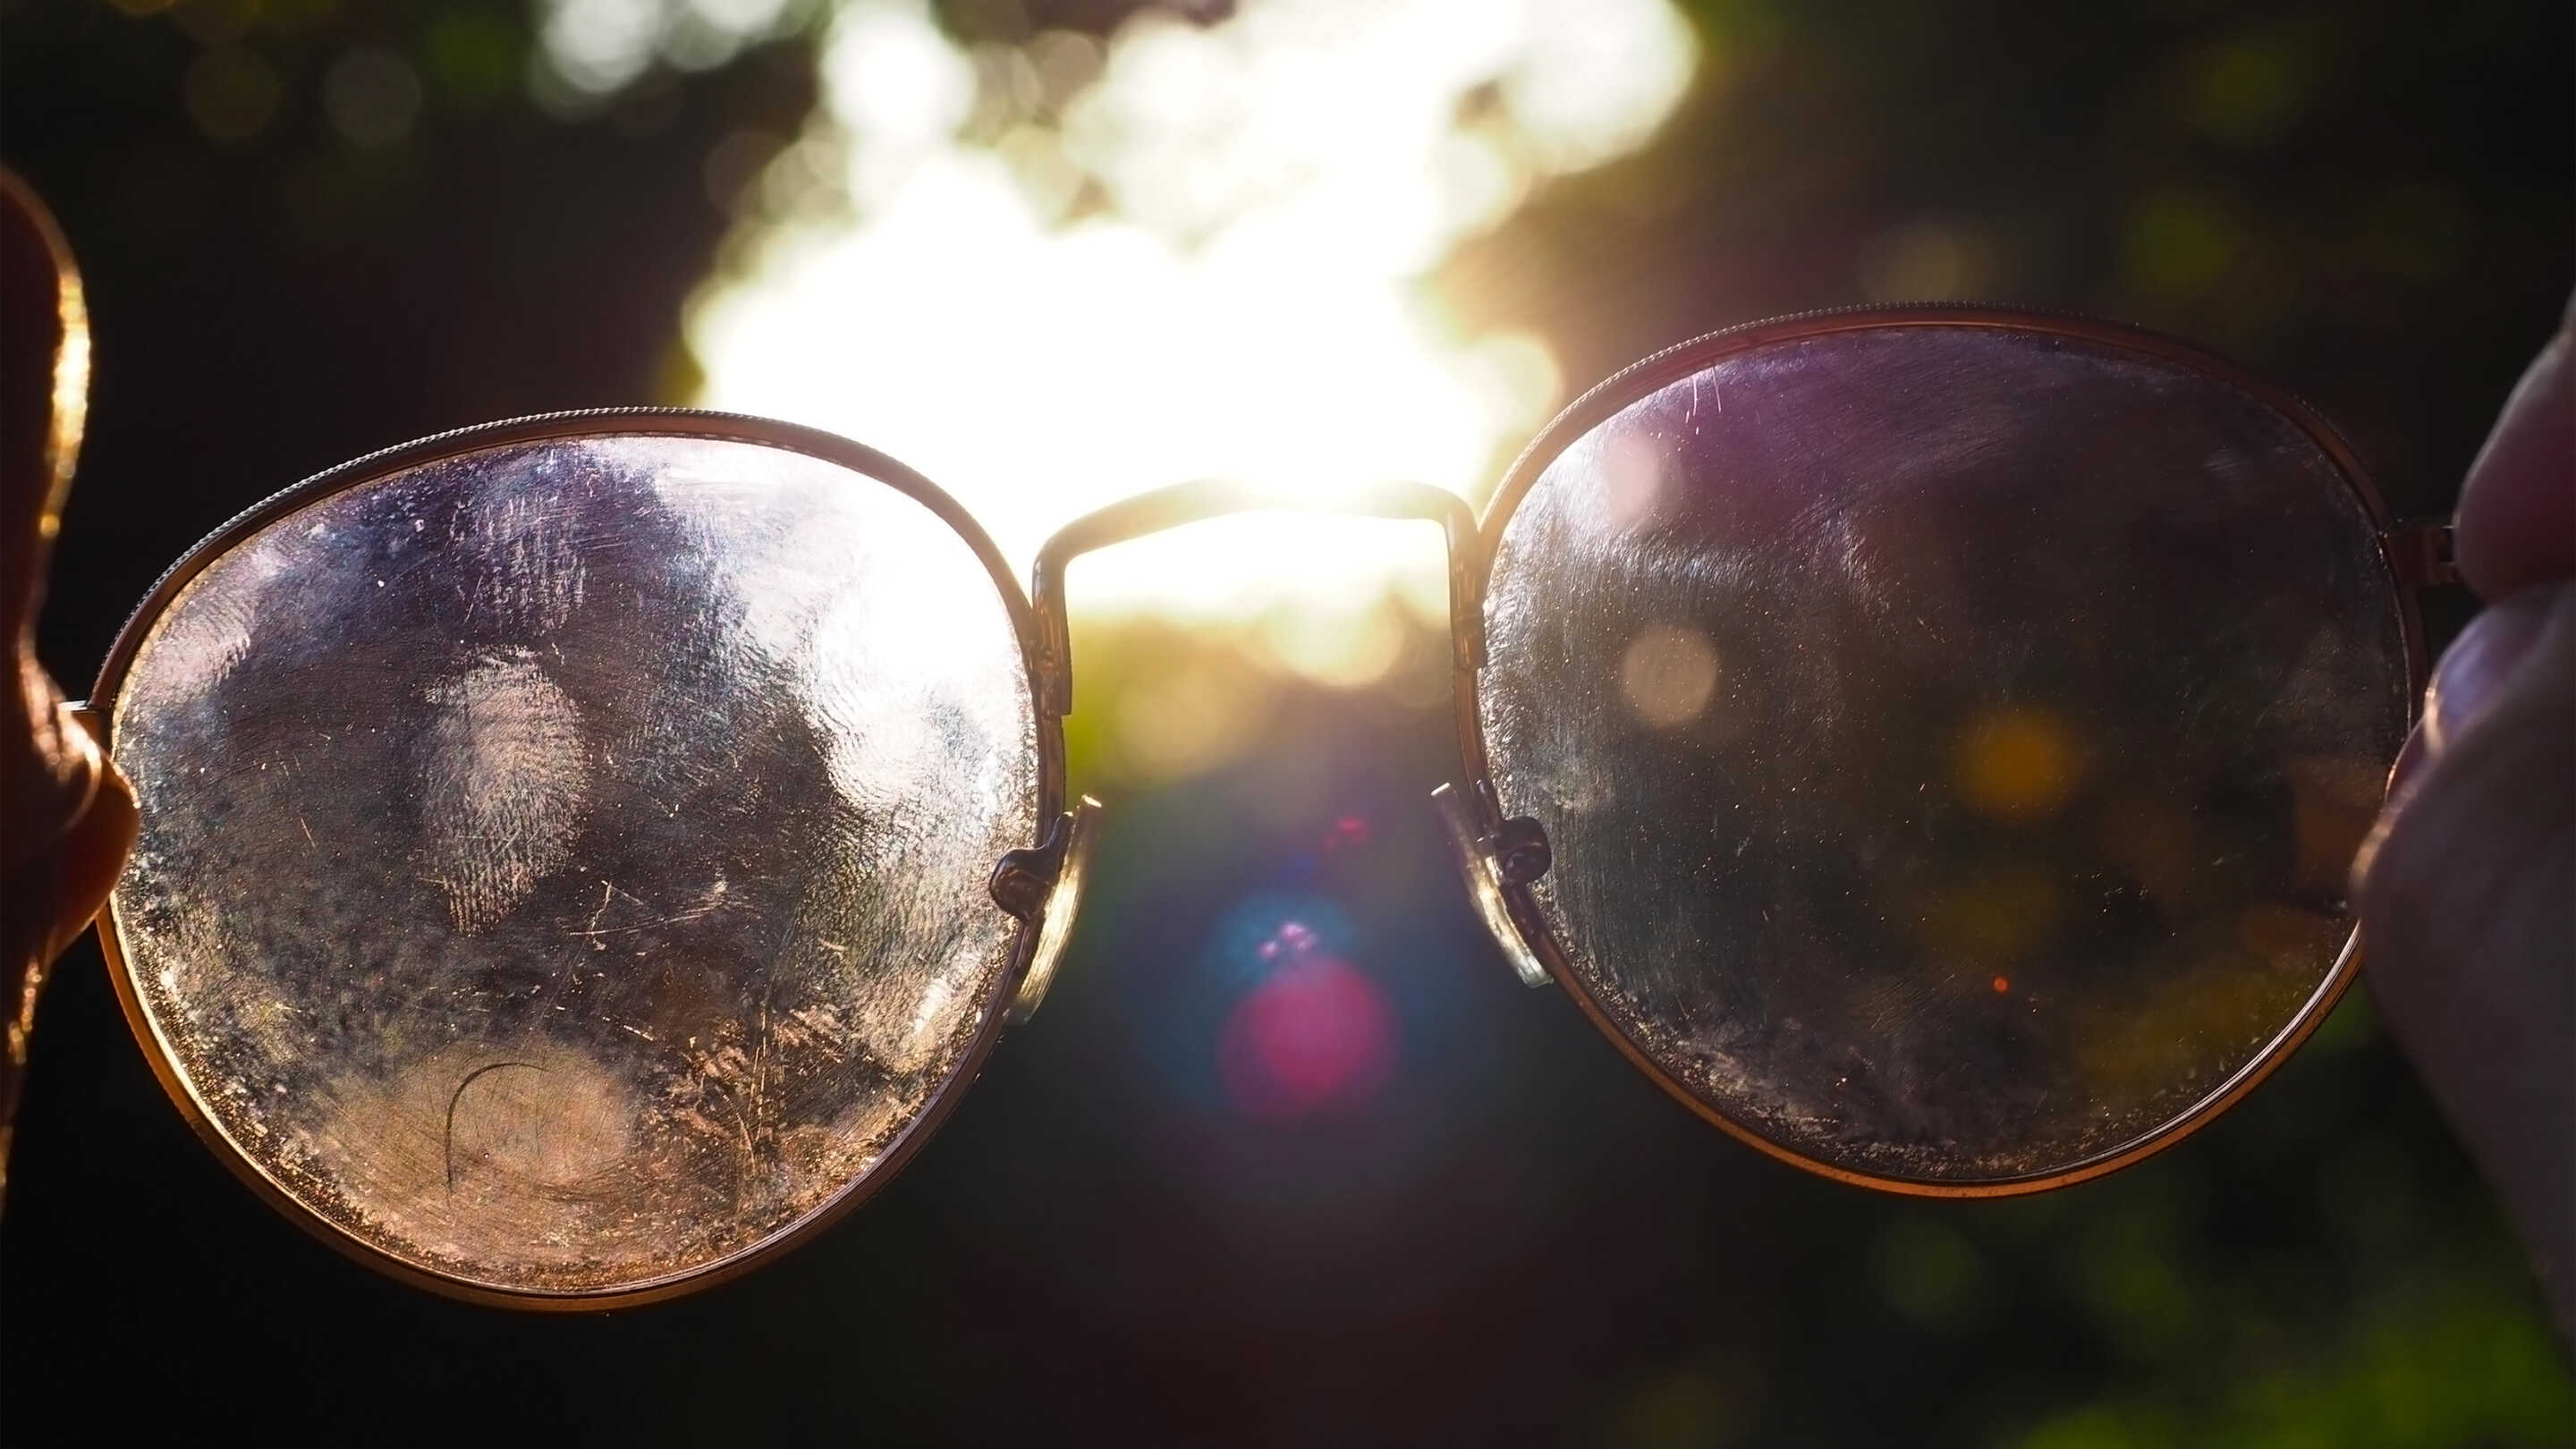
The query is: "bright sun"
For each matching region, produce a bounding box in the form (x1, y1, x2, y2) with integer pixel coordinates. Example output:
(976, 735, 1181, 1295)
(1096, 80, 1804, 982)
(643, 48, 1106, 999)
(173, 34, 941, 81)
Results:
(657, 0, 1697, 676)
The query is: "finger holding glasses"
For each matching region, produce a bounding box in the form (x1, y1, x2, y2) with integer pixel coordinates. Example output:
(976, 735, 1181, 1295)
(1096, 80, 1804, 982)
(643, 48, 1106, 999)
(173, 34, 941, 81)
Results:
(2354, 296, 2574, 1342)
(2, 174, 139, 1182)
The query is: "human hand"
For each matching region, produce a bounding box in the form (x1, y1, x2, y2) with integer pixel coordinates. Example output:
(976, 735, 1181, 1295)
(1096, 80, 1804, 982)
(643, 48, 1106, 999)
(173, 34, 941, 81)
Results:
(1, 173, 139, 1182)
(2353, 297, 2573, 1341)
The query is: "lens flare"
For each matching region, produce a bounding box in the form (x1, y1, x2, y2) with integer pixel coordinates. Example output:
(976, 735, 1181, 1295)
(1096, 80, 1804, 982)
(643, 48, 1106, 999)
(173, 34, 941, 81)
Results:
(1320, 814, 1372, 855)
(1219, 952, 1397, 1120)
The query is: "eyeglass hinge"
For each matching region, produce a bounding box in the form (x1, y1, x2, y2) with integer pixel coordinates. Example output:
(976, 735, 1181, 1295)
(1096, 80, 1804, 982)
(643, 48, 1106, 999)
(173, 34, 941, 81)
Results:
(2383, 521, 2458, 589)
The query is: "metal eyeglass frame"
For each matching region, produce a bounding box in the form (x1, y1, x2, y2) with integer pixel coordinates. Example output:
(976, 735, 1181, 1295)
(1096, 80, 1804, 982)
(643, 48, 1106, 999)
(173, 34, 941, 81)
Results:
(80, 304, 2453, 1309)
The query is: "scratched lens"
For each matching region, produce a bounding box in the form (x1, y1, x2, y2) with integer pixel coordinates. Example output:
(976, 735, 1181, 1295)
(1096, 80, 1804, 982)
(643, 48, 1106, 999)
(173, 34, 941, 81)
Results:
(1481, 323, 2410, 1185)
(105, 433, 1037, 1300)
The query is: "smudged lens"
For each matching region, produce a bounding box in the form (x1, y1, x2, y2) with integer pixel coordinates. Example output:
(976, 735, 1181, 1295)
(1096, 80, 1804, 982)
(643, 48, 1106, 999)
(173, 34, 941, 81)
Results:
(1479, 323, 2410, 1186)
(104, 432, 1038, 1299)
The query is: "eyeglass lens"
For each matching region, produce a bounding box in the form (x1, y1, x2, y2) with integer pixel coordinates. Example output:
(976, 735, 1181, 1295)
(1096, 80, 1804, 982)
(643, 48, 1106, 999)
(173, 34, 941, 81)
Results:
(1479, 323, 2410, 1185)
(104, 435, 1038, 1298)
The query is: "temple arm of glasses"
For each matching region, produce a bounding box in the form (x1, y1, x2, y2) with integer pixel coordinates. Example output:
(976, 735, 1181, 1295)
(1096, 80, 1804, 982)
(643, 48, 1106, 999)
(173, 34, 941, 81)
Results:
(1030, 479, 1488, 716)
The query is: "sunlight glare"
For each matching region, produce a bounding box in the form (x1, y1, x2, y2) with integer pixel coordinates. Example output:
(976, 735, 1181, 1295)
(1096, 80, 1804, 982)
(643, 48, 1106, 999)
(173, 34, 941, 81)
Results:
(687, 0, 1699, 640)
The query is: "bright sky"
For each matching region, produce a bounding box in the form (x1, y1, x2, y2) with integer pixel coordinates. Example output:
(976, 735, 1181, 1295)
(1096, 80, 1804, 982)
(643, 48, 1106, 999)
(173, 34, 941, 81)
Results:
(545, 0, 1698, 659)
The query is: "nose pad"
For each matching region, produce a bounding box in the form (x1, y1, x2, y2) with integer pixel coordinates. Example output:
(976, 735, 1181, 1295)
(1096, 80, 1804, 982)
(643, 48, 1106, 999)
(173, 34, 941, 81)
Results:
(989, 795, 1104, 1026)
(1430, 782, 1553, 988)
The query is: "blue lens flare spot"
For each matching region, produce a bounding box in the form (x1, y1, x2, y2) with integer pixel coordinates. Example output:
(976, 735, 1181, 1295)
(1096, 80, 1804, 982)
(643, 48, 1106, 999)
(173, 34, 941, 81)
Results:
(1204, 892, 1358, 992)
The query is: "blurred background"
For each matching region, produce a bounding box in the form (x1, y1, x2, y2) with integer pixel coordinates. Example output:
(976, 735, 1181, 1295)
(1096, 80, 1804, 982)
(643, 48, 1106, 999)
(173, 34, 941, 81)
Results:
(4, 0, 2570, 1443)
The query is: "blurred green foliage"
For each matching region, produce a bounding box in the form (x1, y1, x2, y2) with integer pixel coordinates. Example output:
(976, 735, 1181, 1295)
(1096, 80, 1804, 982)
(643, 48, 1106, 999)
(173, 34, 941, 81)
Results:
(1457, 0, 2570, 524)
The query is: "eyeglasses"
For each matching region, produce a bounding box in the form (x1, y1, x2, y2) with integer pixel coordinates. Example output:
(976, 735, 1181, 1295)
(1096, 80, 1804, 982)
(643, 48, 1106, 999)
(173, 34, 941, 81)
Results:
(81, 305, 2445, 1309)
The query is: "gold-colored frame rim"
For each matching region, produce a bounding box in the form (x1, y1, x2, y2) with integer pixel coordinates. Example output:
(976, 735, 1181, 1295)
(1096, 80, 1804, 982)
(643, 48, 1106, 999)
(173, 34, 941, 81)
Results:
(74, 306, 2444, 1302)
(1455, 302, 2435, 1199)
(85, 407, 1068, 1310)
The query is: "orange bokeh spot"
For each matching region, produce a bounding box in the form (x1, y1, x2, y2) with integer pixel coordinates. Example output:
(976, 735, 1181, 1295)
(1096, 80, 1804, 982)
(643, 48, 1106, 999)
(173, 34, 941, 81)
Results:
(1991, 975, 2012, 995)
(1954, 707, 2083, 820)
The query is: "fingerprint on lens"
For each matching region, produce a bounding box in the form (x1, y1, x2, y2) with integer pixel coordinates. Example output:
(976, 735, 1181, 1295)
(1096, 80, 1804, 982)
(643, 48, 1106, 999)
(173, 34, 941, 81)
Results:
(417, 653, 592, 933)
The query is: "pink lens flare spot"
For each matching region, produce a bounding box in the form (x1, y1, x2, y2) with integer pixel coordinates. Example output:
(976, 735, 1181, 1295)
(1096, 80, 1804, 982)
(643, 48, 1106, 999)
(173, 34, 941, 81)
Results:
(1322, 815, 1373, 854)
(1218, 954, 1398, 1121)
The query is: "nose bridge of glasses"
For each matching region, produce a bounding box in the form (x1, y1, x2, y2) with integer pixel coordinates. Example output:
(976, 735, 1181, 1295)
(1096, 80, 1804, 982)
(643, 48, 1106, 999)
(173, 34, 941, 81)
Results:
(1431, 780, 1555, 989)
(1027, 479, 1488, 718)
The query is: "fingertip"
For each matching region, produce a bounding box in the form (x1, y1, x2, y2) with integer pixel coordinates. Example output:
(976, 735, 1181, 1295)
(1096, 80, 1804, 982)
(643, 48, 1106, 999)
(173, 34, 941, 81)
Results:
(46, 762, 135, 964)
(2453, 318, 2576, 602)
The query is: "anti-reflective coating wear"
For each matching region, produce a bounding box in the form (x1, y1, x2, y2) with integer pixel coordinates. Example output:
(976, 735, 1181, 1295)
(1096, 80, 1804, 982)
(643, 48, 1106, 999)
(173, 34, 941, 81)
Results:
(1482, 324, 2410, 1185)
(105, 434, 1038, 1299)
